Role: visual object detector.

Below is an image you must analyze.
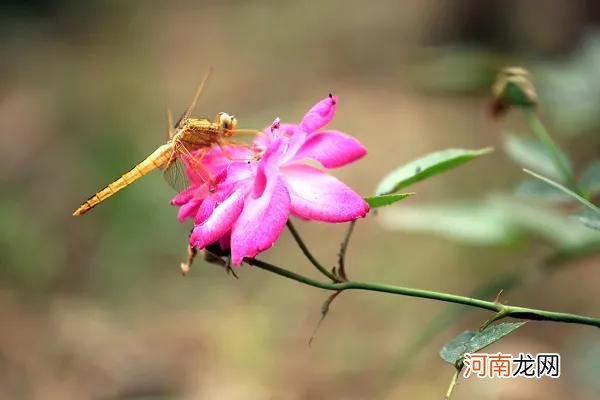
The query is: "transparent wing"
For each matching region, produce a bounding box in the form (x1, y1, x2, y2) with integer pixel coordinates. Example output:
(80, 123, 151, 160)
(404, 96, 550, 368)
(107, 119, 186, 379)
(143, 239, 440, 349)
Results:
(163, 141, 212, 192)
(163, 156, 192, 193)
(166, 109, 175, 140)
(176, 68, 212, 128)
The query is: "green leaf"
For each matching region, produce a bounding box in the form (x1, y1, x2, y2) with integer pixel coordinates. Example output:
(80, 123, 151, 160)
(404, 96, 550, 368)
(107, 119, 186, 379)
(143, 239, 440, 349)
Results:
(440, 322, 526, 365)
(375, 148, 493, 195)
(503, 133, 565, 181)
(492, 197, 600, 248)
(364, 193, 414, 208)
(524, 169, 600, 213)
(579, 212, 600, 231)
(379, 195, 600, 249)
(515, 179, 571, 202)
(378, 202, 518, 245)
(580, 160, 600, 197)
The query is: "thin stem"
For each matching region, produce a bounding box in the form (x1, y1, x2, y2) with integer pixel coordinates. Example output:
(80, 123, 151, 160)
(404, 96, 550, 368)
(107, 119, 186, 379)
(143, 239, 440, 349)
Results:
(444, 367, 462, 400)
(524, 168, 600, 213)
(286, 220, 339, 282)
(309, 290, 343, 346)
(523, 108, 579, 192)
(337, 220, 356, 281)
(374, 245, 600, 400)
(248, 258, 600, 329)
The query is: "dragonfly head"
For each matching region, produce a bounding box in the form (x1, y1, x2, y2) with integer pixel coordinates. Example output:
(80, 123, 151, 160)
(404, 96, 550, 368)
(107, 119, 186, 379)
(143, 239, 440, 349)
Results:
(216, 112, 238, 136)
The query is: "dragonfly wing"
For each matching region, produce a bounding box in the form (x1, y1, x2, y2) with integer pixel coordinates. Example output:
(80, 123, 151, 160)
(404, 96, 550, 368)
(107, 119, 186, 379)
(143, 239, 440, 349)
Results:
(163, 156, 192, 193)
(176, 68, 212, 128)
(163, 141, 213, 192)
(166, 109, 175, 140)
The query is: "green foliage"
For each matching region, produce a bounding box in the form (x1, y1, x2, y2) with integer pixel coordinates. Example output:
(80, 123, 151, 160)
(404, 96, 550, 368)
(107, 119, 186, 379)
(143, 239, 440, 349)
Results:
(535, 33, 600, 136)
(514, 179, 570, 202)
(379, 196, 600, 249)
(503, 133, 566, 181)
(375, 148, 493, 195)
(379, 201, 517, 245)
(524, 169, 600, 214)
(517, 169, 600, 232)
(580, 160, 600, 197)
(440, 322, 526, 366)
(579, 212, 600, 231)
(364, 193, 414, 208)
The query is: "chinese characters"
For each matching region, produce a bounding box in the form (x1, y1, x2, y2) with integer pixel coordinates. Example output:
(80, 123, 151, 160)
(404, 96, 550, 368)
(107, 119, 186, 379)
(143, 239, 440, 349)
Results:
(463, 353, 560, 378)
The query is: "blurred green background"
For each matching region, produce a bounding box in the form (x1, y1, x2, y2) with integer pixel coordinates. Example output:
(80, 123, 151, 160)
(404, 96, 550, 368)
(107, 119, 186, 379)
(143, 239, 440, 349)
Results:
(1, 1, 599, 399)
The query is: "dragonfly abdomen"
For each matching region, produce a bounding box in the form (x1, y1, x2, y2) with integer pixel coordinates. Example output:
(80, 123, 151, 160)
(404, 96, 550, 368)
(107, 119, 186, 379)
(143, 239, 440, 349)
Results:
(73, 143, 173, 216)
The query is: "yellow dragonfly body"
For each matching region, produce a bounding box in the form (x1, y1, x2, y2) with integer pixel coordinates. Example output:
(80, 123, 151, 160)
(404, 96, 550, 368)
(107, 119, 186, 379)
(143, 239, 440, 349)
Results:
(73, 72, 251, 216)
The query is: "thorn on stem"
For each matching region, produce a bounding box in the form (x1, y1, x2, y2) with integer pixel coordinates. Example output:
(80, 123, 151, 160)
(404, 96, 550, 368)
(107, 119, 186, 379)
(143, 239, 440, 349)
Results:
(494, 289, 504, 304)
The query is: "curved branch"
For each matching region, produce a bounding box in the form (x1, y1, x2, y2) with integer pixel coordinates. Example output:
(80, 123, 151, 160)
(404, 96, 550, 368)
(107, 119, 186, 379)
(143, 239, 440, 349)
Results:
(286, 220, 339, 282)
(248, 258, 600, 329)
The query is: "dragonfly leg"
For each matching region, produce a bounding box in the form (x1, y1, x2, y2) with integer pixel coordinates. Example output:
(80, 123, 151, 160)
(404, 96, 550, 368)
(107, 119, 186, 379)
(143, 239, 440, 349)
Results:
(174, 141, 216, 184)
(224, 254, 238, 279)
(217, 139, 260, 162)
(228, 128, 266, 137)
(205, 252, 238, 278)
(202, 242, 237, 278)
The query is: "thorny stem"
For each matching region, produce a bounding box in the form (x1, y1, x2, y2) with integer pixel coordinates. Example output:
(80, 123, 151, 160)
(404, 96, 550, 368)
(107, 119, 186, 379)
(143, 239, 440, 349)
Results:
(337, 220, 356, 281)
(373, 223, 600, 400)
(286, 220, 339, 282)
(247, 258, 600, 329)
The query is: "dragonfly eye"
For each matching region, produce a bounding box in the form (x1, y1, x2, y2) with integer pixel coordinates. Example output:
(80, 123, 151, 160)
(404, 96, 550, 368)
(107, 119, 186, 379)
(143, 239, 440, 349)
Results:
(218, 112, 236, 131)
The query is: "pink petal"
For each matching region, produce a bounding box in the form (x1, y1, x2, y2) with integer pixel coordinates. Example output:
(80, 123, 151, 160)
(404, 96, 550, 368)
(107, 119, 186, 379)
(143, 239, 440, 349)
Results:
(276, 123, 300, 137)
(300, 95, 337, 132)
(188, 146, 253, 182)
(257, 123, 298, 146)
(281, 164, 369, 222)
(182, 150, 216, 185)
(226, 162, 255, 183)
(189, 189, 245, 249)
(249, 137, 286, 198)
(201, 147, 247, 170)
(177, 198, 202, 222)
(194, 197, 216, 224)
(230, 177, 291, 265)
(292, 130, 367, 168)
(257, 123, 309, 165)
(171, 186, 195, 206)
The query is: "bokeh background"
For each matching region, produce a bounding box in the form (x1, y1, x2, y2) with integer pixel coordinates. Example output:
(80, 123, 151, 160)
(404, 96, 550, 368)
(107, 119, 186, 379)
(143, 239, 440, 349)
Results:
(1, 1, 599, 399)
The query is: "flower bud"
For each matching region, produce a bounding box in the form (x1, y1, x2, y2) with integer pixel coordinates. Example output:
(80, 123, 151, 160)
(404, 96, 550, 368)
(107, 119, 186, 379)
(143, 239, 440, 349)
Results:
(491, 67, 538, 117)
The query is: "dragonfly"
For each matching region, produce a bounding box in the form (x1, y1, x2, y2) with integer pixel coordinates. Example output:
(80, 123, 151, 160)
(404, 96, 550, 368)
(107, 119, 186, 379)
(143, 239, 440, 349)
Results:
(72, 70, 259, 217)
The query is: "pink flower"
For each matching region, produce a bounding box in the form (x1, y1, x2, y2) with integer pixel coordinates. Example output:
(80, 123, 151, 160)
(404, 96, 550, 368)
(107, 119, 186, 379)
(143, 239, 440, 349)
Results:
(171, 95, 369, 265)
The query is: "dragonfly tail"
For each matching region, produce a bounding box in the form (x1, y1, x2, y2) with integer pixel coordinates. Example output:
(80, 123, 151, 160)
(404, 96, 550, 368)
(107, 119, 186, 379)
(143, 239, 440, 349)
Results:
(73, 144, 172, 216)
